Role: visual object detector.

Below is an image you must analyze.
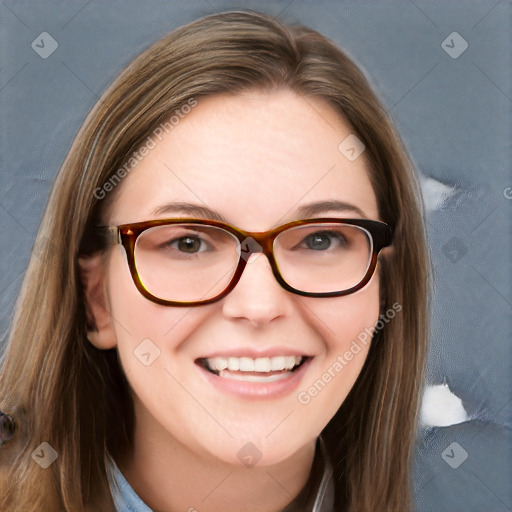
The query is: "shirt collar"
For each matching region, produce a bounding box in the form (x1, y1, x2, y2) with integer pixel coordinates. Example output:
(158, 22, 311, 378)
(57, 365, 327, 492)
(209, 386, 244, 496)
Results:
(106, 437, 334, 512)
(107, 453, 152, 512)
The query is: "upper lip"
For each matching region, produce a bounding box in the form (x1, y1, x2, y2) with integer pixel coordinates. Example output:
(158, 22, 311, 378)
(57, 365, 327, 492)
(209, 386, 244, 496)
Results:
(196, 347, 313, 360)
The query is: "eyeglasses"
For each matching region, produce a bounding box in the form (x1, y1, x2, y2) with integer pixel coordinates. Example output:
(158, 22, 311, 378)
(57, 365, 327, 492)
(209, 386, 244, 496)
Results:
(98, 218, 392, 307)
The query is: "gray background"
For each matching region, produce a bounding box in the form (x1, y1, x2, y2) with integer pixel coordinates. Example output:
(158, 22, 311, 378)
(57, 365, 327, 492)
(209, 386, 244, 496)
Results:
(0, 1, 511, 510)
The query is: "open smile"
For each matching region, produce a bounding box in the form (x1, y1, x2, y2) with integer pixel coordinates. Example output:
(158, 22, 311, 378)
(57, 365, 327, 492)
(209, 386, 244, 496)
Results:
(195, 354, 312, 398)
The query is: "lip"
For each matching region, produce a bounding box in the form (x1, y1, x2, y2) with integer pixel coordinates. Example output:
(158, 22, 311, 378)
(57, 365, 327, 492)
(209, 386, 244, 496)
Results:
(196, 356, 312, 400)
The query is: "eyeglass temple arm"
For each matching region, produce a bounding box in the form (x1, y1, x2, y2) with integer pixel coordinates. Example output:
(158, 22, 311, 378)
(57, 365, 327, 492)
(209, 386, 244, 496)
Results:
(104, 226, 121, 245)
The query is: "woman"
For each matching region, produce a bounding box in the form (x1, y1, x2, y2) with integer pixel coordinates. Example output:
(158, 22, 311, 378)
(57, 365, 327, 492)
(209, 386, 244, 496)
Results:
(0, 10, 429, 512)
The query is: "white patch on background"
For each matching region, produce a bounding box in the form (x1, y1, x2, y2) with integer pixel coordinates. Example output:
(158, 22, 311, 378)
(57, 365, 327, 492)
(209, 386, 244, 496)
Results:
(419, 175, 457, 212)
(420, 383, 469, 427)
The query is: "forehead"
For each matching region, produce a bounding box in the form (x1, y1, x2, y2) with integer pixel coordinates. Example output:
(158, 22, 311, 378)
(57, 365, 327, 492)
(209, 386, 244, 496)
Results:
(107, 90, 379, 228)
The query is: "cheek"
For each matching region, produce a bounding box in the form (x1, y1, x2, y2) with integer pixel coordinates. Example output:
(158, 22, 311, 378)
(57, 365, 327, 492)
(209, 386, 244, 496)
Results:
(296, 275, 380, 425)
(104, 248, 218, 441)
(330, 282, 380, 347)
(105, 247, 205, 369)
(307, 272, 381, 352)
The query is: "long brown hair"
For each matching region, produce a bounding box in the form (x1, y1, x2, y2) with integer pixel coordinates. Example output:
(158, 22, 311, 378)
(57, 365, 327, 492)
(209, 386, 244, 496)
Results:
(0, 11, 429, 511)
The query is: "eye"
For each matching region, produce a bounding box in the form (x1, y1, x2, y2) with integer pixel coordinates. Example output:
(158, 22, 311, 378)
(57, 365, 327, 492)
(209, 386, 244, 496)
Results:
(172, 236, 205, 253)
(302, 231, 346, 251)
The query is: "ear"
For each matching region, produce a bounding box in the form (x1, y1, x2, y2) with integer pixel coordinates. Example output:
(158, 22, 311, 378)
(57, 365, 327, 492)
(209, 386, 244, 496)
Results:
(78, 254, 117, 350)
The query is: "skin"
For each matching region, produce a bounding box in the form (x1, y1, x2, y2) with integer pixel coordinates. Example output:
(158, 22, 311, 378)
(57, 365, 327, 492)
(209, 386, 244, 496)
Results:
(80, 90, 382, 512)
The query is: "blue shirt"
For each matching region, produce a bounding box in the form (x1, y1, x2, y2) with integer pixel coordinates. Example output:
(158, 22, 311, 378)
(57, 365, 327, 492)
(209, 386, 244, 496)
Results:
(106, 438, 335, 512)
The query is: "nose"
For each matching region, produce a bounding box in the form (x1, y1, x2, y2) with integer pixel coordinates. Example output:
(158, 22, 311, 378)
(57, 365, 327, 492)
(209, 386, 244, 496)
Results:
(221, 253, 294, 326)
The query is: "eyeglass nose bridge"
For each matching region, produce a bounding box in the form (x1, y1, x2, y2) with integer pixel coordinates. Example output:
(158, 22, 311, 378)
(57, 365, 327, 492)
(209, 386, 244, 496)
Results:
(229, 231, 285, 291)
(234, 222, 292, 269)
(237, 236, 263, 259)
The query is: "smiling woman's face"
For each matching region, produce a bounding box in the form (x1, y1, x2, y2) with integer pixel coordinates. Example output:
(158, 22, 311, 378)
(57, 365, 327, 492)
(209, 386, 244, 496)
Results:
(88, 89, 381, 467)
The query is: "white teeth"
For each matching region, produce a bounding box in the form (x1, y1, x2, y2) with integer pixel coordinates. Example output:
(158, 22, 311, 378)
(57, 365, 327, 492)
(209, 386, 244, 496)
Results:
(271, 356, 285, 371)
(239, 357, 254, 371)
(206, 355, 303, 373)
(212, 357, 228, 370)
(254, 357, 271, 372)
(227, 357, 239, 371)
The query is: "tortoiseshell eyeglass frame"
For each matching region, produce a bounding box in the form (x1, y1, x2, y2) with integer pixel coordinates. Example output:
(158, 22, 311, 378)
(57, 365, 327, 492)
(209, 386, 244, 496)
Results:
(95, 218, 392, 307)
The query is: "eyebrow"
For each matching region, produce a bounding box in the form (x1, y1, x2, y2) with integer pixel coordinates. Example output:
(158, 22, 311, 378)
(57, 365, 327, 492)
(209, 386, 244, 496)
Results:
(151, 200, 367, 223)
(295, 200, 366, 219)
(151, 202, 228, 222)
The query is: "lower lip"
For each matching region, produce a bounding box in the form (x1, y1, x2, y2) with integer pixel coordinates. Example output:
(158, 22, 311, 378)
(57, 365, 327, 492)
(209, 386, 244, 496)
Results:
(196, 359, 312, 400)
